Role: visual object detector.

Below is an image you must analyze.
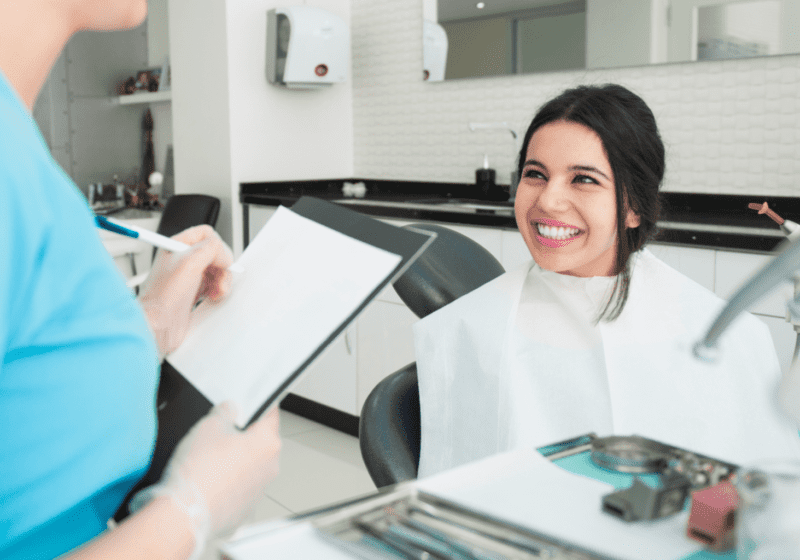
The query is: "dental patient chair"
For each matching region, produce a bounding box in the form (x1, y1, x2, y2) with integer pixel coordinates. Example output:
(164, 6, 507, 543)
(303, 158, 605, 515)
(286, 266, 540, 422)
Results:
(359, 223, 505, 488)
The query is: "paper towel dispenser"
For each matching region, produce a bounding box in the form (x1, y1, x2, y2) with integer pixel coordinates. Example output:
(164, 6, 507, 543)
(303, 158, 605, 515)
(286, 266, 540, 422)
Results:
(423, 19, 448, 82)
(266, 6, 349, 90)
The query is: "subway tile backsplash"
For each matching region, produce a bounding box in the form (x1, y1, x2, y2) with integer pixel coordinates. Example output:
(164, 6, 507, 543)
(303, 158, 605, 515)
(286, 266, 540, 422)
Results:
(351, 0, 800, 197)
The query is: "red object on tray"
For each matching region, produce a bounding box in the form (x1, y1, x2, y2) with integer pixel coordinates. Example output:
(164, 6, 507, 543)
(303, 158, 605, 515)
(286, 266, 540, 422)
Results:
(686, 480, 739, 552)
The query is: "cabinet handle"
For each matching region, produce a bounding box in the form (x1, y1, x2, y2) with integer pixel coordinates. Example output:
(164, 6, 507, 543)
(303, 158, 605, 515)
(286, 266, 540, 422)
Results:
(345, 330, 352, 355)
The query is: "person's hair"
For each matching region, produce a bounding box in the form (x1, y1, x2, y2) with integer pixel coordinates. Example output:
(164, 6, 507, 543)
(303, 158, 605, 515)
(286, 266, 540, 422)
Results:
(516, 84, 665, 322)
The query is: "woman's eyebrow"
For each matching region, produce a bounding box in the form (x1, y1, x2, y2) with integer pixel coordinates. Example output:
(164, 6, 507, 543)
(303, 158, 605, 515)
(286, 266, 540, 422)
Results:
(570, 165, 610, 181)
(523, 159, 547, 170)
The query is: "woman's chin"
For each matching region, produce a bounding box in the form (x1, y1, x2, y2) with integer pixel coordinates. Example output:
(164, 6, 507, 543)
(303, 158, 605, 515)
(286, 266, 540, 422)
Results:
(85, 2, 147, 31)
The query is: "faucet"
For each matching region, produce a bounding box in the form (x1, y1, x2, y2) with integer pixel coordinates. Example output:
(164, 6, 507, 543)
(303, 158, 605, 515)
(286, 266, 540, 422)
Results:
(468, 122, 520, 199)
(468, 121, 517, 139)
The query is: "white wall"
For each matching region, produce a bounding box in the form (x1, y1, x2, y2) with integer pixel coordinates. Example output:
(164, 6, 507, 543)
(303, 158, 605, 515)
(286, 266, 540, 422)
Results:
(147, 0, 173, 193)
(351, 0, 800, 197)
(168, 0, 353, 252)
(225, 0, 353, 254)
(168, 0, 234, 243)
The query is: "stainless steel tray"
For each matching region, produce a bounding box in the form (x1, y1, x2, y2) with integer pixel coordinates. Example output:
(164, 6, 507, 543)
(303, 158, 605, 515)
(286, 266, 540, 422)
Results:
(304, 486, 618, 560)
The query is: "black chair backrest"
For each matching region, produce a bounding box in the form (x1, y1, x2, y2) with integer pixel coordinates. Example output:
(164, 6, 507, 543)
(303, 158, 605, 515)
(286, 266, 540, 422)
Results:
(152, 194, 220, 260)
(359, 363, 420, 488)
(393, 223, 505, 319)
(360, 223, 507, 488)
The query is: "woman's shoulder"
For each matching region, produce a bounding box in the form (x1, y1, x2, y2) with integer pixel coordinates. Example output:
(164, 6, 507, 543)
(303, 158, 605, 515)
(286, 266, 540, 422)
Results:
(416, 260, 533, 328)
(632, 248, 769, 335)
(635, 248, 720, 302)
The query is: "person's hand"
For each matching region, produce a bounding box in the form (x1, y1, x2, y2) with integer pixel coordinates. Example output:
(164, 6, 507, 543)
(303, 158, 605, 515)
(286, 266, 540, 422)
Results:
(130, 404, 281, 558)
(138, 225, 233, 357)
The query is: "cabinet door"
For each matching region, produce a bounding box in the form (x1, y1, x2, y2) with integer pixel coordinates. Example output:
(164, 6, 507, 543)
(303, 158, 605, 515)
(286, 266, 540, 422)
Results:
(356, 299, 419, 414)
(292, 327, 358, 416)
(648, 243, 715, 293)
(714, 250, 792, 318)
(248, 206, 277, 245)
(754, 313, 797, 379)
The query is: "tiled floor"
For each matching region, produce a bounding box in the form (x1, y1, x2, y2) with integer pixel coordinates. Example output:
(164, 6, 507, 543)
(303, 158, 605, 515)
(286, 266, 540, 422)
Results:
(202, 410, 378, 558)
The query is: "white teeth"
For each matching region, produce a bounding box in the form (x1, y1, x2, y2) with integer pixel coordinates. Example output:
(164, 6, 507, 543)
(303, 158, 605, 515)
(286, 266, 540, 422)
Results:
(536, 224, 580, 239)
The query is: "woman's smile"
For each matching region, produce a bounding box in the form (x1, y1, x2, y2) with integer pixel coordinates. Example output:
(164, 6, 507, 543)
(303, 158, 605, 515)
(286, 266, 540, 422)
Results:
(533, 219, 584, 246)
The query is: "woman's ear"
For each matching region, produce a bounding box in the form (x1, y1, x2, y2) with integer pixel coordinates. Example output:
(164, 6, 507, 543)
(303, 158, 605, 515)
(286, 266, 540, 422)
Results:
(625, 208, 641, 229)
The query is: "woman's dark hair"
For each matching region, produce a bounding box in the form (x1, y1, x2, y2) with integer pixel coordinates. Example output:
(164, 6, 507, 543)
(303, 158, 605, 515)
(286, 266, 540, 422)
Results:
(516, 84, 664, 322)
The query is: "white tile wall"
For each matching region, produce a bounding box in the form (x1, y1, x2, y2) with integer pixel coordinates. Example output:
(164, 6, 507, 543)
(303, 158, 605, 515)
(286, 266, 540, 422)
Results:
(351, 0, 800, 196)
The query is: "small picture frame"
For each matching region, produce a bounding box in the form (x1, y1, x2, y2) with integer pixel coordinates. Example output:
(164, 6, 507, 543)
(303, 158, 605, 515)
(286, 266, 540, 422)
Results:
(133, 67, 162, 93)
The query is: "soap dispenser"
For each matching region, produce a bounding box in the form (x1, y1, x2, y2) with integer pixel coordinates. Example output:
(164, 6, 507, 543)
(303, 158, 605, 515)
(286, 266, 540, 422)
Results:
(476, 154, 505, 201)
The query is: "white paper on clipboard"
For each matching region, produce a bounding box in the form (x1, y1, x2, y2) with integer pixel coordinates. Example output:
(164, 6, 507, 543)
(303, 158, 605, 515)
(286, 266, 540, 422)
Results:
(167, 206, 402, 428)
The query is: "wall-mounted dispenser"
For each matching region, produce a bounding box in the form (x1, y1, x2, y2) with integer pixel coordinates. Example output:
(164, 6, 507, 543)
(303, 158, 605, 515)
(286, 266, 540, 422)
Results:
(266, 6, 349, 90)
(423, 20, 448, 82)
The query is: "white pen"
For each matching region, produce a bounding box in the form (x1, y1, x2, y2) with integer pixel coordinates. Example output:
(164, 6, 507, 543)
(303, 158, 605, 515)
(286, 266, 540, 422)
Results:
(95, 215, 244, 273)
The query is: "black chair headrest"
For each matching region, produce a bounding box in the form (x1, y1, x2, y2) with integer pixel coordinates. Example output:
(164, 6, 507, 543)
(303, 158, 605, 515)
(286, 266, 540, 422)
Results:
(393, 223, 505, 319)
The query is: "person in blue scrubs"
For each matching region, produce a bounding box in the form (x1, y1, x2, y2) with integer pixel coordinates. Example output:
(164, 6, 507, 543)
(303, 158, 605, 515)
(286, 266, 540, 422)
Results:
(0, 1, 282, 559)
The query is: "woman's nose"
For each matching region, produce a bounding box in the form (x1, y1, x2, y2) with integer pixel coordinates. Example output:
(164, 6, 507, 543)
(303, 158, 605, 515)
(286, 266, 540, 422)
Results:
(535, 179, 571, 213)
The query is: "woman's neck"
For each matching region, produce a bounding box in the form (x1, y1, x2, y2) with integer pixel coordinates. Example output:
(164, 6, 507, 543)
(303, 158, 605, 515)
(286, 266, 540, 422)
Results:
(0, 3, 73, 111)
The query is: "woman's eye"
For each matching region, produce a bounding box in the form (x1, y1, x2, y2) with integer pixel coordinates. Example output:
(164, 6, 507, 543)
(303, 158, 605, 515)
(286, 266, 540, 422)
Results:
(523, 169, 545, 180)
(573, 174, 599, 185)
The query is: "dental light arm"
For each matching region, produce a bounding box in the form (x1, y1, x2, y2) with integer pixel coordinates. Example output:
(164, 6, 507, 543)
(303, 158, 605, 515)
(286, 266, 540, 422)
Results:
(692, 233, 800, 362)
(693, 203, 800, 424)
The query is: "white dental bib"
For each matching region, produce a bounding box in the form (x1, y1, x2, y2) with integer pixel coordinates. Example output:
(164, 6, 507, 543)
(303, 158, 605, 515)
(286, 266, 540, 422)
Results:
(414, 249, 800, 478)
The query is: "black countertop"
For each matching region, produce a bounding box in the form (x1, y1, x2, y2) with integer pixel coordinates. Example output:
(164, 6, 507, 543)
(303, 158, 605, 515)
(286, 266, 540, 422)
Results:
(240, 179, 800, 253)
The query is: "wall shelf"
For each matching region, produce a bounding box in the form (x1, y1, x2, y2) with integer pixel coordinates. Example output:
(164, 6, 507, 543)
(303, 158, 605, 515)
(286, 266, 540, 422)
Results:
(116, 90, 171, 105)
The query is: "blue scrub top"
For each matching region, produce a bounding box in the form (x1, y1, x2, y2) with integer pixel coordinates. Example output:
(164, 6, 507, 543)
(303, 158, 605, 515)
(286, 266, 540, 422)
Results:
(0, 72, 160, 558)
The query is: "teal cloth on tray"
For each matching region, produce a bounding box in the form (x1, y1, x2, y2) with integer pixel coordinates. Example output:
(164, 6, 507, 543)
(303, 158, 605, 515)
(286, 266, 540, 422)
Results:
(551, 452, 734, 560)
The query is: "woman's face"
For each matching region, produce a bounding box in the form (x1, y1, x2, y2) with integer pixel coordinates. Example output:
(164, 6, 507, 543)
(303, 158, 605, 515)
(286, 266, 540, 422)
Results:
(514, 120, 640, 277)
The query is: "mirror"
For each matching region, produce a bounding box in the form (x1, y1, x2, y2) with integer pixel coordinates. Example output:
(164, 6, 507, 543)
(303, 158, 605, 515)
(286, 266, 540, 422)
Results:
(422, 0, 800, 81)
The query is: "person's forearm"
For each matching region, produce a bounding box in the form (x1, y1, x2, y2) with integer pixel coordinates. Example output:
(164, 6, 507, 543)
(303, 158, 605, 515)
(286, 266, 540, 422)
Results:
(59, 497, 197, 560)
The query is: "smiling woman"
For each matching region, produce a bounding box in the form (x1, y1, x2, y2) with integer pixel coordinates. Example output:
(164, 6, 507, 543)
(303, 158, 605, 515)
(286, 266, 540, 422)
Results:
(412, 83, 800, 481)
(514, 84, 663, 321)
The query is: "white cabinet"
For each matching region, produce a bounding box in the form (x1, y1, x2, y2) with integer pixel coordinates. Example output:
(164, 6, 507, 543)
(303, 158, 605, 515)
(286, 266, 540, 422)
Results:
(356, 299, 419, 412)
